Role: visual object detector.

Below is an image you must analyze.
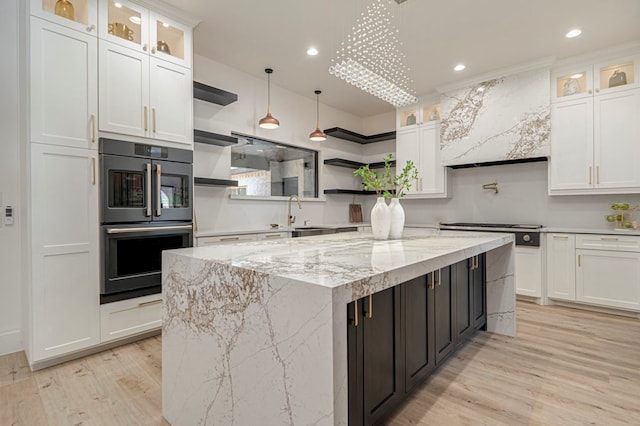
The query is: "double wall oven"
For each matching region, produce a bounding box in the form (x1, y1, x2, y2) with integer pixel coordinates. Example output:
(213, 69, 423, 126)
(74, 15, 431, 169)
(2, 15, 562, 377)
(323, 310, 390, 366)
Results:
(100, 139, 193, 303)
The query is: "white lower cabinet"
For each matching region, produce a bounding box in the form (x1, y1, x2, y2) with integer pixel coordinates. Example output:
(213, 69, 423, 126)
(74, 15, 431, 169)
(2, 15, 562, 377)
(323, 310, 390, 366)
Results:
(100, 294, 163, 343)
(515, 246, 543, 298)
(196, 232, 289, 246)
(28, 144, 100, 362)
(546, 232, 640, 312)
(546, 233, 576, 301)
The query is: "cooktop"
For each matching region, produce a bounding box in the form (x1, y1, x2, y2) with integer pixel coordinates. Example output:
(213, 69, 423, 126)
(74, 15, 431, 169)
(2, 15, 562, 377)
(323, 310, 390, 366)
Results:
(440, 222, 543, 230)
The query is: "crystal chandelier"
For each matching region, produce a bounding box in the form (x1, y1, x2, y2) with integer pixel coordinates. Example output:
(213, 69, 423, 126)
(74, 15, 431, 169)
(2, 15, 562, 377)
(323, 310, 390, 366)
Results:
(329, 0, 417, 108)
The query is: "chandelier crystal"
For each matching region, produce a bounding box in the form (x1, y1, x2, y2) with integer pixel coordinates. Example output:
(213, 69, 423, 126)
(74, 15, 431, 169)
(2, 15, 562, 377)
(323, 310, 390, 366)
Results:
(329, 0, 417, 108)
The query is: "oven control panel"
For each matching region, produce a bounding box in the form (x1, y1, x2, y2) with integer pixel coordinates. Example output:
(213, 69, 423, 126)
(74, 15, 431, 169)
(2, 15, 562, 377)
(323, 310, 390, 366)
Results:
(515, 232, 540, 247)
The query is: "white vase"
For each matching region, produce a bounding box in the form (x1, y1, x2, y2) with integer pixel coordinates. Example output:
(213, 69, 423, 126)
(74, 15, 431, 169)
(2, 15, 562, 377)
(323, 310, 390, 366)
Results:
(388, 198, 405, 239)
(370, 197, 390, 240)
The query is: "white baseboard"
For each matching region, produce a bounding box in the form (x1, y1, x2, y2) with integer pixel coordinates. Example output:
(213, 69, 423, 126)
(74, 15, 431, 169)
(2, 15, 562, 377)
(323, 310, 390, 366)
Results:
(0, 329, 22, 356)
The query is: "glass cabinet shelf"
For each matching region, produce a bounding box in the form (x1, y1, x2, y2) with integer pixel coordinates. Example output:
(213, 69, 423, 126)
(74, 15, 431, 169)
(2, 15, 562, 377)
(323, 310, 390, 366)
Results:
(556, 71, 589, 99)
(599, 61, 634, 91)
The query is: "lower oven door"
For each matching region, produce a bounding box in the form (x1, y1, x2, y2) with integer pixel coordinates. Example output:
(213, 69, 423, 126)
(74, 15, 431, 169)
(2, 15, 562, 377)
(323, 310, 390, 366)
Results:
(101, 223, 193, 303)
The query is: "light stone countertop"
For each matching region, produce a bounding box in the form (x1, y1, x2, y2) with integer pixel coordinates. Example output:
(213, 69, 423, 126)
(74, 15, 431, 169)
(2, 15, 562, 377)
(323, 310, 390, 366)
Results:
(542, 227, 640, 236)
(162, 228, 516, 425)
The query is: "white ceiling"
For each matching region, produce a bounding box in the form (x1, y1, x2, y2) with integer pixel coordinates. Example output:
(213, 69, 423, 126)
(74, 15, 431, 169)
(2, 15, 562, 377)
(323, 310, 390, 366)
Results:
(166, 0, 640, 118)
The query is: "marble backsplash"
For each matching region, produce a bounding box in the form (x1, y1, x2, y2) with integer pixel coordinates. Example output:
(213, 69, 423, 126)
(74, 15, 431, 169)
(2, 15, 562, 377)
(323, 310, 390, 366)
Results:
(440, 67, 550, 166)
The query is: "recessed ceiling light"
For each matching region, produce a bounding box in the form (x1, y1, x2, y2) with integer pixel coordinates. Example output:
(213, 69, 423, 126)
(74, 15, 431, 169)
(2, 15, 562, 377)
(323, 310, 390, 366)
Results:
(571, 73, 583, 79)
(454, 64, 465, 71)
(129, 16, 141, 25)
(307, 47, 319, 56)
(565, 29, 582, 38)
(114, 2, 122, 8)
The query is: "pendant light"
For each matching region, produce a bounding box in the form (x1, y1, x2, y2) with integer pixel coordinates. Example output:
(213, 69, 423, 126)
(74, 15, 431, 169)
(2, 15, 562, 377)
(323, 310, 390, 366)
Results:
(309, 90, 327, 141)
(258, 68, 280, 129)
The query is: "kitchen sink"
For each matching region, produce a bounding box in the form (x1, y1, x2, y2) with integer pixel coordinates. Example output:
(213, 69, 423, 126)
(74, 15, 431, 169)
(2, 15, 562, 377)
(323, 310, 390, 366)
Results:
(291, 226, 358, 238)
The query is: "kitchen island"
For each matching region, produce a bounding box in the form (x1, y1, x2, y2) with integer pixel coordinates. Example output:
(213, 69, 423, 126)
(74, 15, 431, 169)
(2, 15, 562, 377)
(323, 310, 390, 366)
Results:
(162, 229, 515, 425)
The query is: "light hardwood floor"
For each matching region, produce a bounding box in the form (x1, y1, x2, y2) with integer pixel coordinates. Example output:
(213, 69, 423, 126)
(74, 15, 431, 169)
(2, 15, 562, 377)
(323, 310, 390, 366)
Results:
(1, 302, 639, 425)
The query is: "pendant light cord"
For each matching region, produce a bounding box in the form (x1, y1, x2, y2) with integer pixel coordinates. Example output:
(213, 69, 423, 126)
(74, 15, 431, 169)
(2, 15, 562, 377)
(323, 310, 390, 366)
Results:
(316, 93, 320, 126)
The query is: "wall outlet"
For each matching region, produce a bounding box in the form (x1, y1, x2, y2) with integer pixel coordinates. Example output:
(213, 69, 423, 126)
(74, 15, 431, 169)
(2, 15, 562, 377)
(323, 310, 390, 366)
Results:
(4, 206, 13, 225)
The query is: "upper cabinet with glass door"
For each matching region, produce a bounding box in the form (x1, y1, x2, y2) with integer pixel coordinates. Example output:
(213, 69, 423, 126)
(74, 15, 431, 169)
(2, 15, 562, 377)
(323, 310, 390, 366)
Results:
(397, 100, 441, 129)
(98, 0, 192, 68)
(31, 0, 98, 35)
(552, 55, 639, 103)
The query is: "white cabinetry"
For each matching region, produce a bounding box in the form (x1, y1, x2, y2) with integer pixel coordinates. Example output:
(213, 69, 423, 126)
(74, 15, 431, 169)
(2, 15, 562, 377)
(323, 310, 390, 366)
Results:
(30, 17, 98, 149)
(100, 294, 162, 342)
(575, 234, 640, 311)
(515, 246, 543, 298)
(97, 0, 193, 146)
(546, 233, 640, 313)
(28, 144, 100, 362)
(546, 233, 576, 301)
(549, 54, 640, 195)
(396, 122, 448, 198)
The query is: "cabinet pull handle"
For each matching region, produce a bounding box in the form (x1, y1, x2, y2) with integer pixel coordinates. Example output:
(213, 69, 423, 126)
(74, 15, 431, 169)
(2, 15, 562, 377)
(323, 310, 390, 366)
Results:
(367, 294, 373, 319)
(578, 254, 581, 267)
(264, 234, 281, 238)
(474, 256, 478, 270)
(143, 43, 148, 52)
(91, 157, 96, 185)
(151, 46, 156, 54)
(353, 301, 358, 327)
(90, 114, 96, 143)
(600, 237, 618, 241)
(553, 235, 569, 239)
(429, 272, 435, 289)
(86, 24, 96, 32)
(144, 106, 148, 132)
(595, 88, 600, 93)
(138, 299, 162, 307)
(588, 89, 592, 95)
(145, 163, 152, 217)
(596, 166, 600, 185)
(588, 166, 592, 185)
(436, 269, 441, 287)
(152, 107, 157, 133)
(220, 237, 240, 242)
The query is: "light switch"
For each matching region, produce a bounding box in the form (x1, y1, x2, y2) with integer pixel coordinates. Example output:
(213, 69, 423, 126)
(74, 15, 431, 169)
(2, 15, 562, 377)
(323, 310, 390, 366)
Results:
(4, 206, 13, 225)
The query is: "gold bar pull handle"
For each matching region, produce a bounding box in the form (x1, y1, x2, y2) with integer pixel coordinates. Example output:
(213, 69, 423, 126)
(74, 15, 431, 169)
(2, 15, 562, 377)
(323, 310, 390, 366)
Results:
(144, 106, 148, 132)
(596, 166, 600, 185)
(367, 294, 373, 319)
(354, 301, 358, 327)
(90, 114, 96, 143)
(578, 254, 581, 267)
(436, 269, 441, 287)
(474, 256, 478, 270)
(138, 299, 162, 307)
(152, 107, 157, 133)
(588, 166, 592, 185)
(429, 272, 435, 289)
(91, 157, 96, 185)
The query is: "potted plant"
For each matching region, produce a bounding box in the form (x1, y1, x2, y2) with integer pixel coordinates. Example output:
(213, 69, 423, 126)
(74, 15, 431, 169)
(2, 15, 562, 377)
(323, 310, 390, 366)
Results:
(354, 154, 419, 240)
(354, 159, 393, 240)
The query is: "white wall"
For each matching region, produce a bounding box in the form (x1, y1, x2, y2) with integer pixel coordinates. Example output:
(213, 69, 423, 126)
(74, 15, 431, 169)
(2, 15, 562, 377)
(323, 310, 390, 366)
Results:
(0, 0, 23, 355)
(192, 55, 390, 232)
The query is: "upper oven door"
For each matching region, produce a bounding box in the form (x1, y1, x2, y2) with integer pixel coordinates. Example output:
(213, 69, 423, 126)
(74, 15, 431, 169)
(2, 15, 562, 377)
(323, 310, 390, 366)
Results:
(152, 158, 193, 222)
(102, 154, 153, 223)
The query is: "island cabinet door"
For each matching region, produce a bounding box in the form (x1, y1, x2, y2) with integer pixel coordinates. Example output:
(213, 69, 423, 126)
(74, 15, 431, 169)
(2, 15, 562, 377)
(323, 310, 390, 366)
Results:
(402, 274, 435, 393)
(472, 254, 487, 330)
(434, 266, 455, 365)
(347, 286, 403, 425)
(453, 259, 474, 345)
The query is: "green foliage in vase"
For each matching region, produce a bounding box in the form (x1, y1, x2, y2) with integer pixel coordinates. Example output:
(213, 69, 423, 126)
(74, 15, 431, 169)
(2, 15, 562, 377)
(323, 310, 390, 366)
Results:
(353, 153, 419, 199)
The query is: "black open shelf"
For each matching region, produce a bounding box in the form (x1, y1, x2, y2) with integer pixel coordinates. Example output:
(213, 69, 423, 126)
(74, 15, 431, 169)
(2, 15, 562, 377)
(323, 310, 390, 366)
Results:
(324, 158, 395, 169)
(194, 130, 238, 147)
(193, 81, 238, 106)
(324, 127, 396, 144)
(324, 189, 379, 195)
(194, 177, 238, 187)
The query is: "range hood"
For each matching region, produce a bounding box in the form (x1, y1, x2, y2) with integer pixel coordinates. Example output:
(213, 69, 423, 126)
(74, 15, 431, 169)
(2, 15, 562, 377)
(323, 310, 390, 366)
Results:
(446, 156, 548, 169)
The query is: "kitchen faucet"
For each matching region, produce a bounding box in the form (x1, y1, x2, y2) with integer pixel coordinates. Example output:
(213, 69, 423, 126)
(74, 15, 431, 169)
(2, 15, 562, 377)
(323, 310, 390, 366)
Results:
(287, 195, 302, 227)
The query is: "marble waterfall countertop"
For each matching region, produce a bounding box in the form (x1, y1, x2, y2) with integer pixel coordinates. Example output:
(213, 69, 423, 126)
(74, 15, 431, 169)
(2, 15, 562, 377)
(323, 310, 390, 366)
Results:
(162, 228, 516, 425)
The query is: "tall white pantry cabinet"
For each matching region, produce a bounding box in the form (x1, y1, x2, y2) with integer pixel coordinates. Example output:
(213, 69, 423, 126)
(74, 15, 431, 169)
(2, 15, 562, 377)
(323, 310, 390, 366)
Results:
(23, 0, 195, 368)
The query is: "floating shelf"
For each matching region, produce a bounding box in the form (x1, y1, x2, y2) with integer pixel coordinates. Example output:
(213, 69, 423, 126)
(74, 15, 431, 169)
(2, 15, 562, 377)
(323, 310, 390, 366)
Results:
(194, 130, 238, 147)
(324, 127, 396, 144)
(324, 189, 379, 195)
(193, 81, 238, 106)
(324, 158, 396, 169)
(447, 156, 548, 169)
(194, 177, 238, 187)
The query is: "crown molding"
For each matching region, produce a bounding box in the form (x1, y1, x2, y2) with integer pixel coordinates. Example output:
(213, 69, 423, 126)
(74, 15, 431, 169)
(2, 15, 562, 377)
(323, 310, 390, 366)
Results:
(130, 0, 200, 28)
